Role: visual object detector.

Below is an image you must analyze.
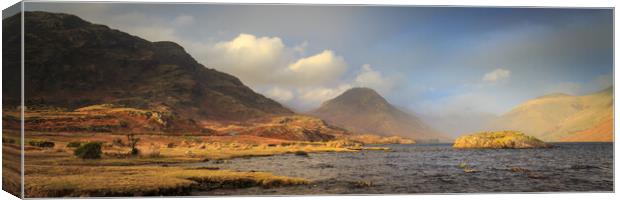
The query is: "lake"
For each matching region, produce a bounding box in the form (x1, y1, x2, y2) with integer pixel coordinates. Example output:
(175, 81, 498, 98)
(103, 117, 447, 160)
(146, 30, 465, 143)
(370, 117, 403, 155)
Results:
(189, 143, 613, 195)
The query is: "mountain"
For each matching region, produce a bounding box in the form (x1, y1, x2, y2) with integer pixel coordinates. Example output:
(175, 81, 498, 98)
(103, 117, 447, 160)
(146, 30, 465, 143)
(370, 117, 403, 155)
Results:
(2, 11, 292, 121)
(489, 87, 613, 142)
(309, 87, 448, 141)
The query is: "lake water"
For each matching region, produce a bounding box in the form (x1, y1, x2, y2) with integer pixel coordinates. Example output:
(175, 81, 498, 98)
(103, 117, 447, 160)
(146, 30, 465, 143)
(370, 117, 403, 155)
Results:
(190, 143, 613, 195)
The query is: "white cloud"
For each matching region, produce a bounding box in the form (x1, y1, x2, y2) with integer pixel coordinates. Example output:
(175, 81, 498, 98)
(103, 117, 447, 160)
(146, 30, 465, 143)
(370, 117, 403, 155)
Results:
(208, 33, 287, 82)
(288, 50, 347, 84)
(353, 64, 394, 92)
(202, 33, 347, 87)
(265, 87, 294, 102)
(482, 68, 511, 82)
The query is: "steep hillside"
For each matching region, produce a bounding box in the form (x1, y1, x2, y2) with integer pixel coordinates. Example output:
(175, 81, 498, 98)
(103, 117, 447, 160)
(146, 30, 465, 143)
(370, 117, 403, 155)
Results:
(3, 11, 292, 122)
(489, 87, 613, 142)
(310, 87, 448, 141)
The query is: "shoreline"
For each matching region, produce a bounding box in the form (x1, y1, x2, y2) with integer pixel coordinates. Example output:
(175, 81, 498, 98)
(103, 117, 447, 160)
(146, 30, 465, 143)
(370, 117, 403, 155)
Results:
(9, 132, 391, 197)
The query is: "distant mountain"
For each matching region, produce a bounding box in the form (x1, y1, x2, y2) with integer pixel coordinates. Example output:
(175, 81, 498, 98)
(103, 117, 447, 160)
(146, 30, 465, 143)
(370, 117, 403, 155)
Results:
(489, 87, 613, 142)
(309, 87, 448, 141)
(3, 11, 292, 121)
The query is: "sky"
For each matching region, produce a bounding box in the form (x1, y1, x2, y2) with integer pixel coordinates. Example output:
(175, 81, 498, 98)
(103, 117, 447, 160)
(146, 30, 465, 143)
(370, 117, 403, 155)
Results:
(21, 3, 613, 121)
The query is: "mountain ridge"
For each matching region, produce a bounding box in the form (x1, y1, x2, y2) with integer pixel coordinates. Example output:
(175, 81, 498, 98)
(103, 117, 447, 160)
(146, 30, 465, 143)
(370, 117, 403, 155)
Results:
(3, 11, 293, 122)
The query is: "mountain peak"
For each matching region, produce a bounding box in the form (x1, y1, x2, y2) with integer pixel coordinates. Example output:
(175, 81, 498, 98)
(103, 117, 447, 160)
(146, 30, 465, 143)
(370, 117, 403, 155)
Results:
(310, 87, 448, 140)
(323, 87, 389, 108)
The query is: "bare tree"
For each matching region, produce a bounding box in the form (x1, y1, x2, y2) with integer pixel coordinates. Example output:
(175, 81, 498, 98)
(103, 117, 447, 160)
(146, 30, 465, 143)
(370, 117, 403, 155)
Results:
(127, 134, 140, 155)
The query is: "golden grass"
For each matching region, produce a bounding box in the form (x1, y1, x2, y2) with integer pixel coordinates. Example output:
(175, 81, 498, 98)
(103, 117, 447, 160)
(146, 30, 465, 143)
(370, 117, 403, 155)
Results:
(25, 165, 308, 197)
(18, 133, 389, 197)
(2, 143, 22, 197)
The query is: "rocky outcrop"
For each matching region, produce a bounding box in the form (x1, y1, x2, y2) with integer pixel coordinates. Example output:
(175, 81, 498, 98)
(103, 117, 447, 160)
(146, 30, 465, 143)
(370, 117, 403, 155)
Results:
(453, 131, 549, 149)
(238, 115, 349, 142)
(345, 134, 415, 144)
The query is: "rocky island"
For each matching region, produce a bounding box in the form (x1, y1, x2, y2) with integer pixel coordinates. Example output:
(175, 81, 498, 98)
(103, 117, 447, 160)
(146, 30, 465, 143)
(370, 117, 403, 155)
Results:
(453, 131, 549, 149)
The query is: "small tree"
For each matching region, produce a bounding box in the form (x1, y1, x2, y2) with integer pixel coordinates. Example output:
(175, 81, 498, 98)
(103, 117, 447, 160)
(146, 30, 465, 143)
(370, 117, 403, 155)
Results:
(127, 134, 140, 155)
(74, 142, 102, 159)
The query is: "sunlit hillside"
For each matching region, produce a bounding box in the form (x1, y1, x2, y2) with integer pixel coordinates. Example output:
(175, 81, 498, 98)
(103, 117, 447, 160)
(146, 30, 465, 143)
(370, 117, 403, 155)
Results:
(490, 87, 612, 142)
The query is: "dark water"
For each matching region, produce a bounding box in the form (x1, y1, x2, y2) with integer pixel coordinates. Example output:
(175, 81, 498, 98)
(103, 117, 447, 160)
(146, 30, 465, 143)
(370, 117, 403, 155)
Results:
(190, 143, 613, 195)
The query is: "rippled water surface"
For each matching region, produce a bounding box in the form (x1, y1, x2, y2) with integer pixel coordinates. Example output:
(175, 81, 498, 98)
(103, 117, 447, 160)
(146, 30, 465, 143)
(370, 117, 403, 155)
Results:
(190, 143, 613, 195)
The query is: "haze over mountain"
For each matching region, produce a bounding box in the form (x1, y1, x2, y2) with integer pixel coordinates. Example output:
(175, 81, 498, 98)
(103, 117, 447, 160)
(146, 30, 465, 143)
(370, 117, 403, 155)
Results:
(310, 87, 449, 141)
(419, 112, 498, 138)
(489, 86, 613, 142)
(3, 11, 292, 121)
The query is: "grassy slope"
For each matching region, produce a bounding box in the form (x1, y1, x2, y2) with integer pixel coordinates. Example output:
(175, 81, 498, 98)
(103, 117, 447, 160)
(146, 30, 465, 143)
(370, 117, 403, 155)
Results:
(489, 87, 612, 142)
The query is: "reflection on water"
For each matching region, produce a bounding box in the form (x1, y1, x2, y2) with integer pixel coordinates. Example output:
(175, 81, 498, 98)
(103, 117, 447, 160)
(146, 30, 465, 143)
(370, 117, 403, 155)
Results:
(189, 143, 613, 195)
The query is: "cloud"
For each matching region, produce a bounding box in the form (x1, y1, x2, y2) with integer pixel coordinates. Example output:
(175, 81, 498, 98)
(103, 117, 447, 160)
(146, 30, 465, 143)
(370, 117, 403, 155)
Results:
(265, 87, 294, 102)
(202, 33, 348, 87)
(296, 84, 352, 108)
(287, 50, 347, 84)
(206, 33, 288, 84)
(353, 64, 394, 92)
(482, 68, 511, 82)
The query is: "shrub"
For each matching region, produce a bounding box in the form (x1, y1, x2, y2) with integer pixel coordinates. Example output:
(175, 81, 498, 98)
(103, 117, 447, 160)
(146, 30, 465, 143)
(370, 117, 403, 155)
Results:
(130, 148, 140, 156)
(2, 137, 16, 144)
(66, 142, 82, 148)
(28, 139, 55, 148)
(294, 151, 309, 157)
(74, 142, 102, 159)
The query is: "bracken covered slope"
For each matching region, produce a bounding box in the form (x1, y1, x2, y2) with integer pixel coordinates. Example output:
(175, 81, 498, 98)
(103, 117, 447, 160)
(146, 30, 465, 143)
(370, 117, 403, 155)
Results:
(2, 11, 293, 122)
